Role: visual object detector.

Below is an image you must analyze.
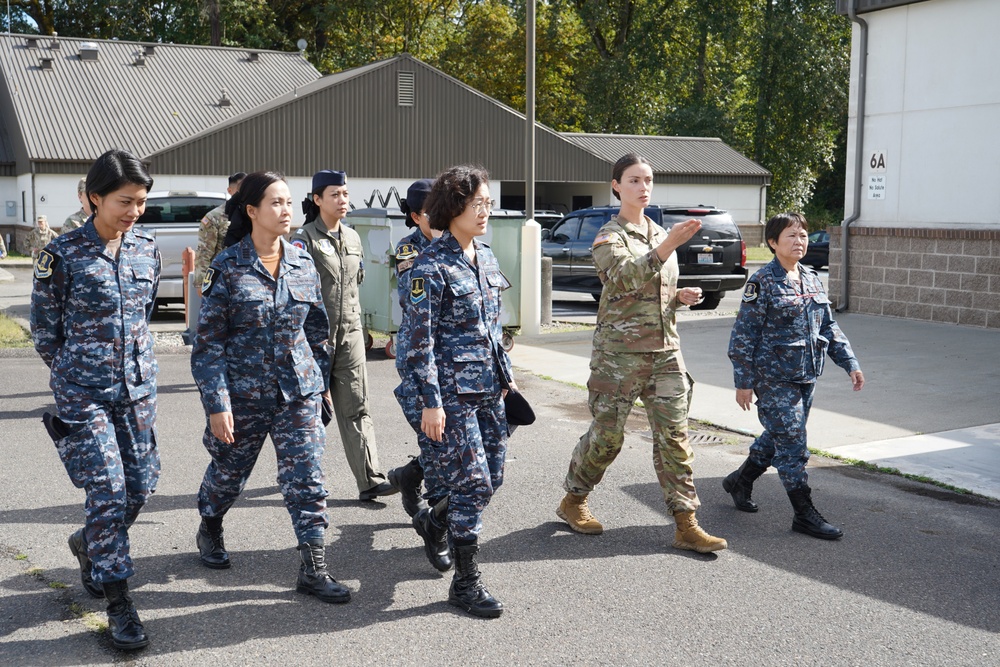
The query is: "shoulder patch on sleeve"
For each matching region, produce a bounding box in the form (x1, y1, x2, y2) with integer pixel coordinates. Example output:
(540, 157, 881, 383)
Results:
(201, 267, 219, 295)
(592, 232, 613, 247)
(410, 277, 426, 304)
(34, 249, 57, 281)
(742, 281, 760, 303)
(396, 243, 418, 261)
(291, 238, 307, 251)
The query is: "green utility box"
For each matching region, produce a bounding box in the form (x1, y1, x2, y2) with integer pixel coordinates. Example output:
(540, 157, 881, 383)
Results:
(347, 207, 525, 357)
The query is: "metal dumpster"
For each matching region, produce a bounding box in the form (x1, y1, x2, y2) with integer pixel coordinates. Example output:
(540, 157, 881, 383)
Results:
(347, 207, 525, 357)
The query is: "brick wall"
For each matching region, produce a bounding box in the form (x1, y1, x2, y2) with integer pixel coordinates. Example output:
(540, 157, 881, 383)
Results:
(828, 226, 1000, 328)
(738, 223, 764, 247)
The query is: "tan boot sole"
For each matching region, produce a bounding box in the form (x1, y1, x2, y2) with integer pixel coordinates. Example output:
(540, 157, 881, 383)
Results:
(556, 506, 604, 535)
(672, 537, 728, 553)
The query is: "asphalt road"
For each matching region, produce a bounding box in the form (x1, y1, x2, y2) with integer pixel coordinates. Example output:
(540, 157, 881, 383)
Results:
(2, 346, 999, 666)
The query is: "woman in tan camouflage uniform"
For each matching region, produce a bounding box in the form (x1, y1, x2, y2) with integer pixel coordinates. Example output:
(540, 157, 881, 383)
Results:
(556, 153, 727, 553)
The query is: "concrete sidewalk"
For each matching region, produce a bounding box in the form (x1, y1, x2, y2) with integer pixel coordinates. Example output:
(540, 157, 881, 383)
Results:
(510, 313, 1000, 499)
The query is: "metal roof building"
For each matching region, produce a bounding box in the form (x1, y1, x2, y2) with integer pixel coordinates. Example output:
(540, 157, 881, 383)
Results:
(0, 33, 320, 175)
(146, 53, 613, 182)
(1, 40, 770, 247)
(559, 134, 771, 186)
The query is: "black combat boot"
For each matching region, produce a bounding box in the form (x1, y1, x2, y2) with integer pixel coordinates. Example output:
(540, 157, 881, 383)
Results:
(296, 539, 351, 603)
(787, 486, 843, 540)
(387, 457, 429, 518)
(722, 458, 768, 513)
(448, 543, 503, 618)
(103, 579, 149, 651)
(412, 505, 453, 572)
(68, 528, 104, 598)
(196, 516, 230, 569)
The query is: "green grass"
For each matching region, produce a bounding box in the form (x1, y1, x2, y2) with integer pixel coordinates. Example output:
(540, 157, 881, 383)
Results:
(13, 553, 27, 561)
(745, 246, 773, 262)
(0, 312, 32, 348)
(811, 448, 984, 497)
(48, 581, 68, 589)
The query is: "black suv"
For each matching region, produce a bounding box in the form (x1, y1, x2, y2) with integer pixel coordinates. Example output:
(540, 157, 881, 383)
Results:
(541, 205, 747, 310)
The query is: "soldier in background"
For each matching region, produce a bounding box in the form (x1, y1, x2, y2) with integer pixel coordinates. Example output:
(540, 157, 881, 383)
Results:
(194, 172, 245, 285)
(395, 165, 514, 618)
(0, 232, 7, 258)
(555, 153, 727, 554)
(725, 211, 864, 540)
(294, 170, 397, 502)
(61, 178, 91, 234)
(386, 178, 439, 519)
(31, 150, 160, 651)
(26, 214, 58, 260)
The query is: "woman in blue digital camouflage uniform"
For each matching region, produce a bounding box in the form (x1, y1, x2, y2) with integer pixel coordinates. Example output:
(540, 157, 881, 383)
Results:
(386, 178, 441, 521)
(395, 165, 515, 618)
(726, 212, 865, 539)
(31, 149, 159, 651)
(191, 171, 350, 603)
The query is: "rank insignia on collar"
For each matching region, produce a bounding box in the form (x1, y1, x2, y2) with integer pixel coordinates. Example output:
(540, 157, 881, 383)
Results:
(34, 250, 57, 281)
(742, 281, 759, 302)
(201, 267, 218, 295)
(410, 277, 426, 304)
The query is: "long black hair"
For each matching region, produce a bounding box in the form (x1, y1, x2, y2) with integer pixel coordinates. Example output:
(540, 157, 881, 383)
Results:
(301, 180, 333, 225)
(222, 171, 285, 247)
(86, 149, 153, 214)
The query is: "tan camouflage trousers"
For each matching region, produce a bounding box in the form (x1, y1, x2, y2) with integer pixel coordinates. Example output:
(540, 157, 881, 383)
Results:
(564, 348, 700, 513)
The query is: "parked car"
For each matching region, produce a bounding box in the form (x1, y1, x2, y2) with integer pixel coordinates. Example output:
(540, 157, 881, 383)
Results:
(135, 191, 226, 308)
(532, 210, 564, 230)
(802, 229, 830, 269)
(541, 204, 747, 310)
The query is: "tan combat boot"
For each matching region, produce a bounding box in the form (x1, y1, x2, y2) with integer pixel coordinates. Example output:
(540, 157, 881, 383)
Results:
(556, 493, 604, 535)
(672, 511, 727, 553)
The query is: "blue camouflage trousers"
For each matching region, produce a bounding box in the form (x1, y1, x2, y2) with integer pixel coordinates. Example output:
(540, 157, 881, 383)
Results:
(199, 395, 329, 543)
(395, 390, 507, 543)
(749, 380, 816, 491)
(53, 384, 159, 584)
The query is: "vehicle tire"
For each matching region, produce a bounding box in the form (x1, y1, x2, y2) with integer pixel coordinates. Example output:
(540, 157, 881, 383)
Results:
(501, 332, 514, 352)
(364, 330, 374, 350)
(385, 337, 396, 359)
(689, 291, 723, 311)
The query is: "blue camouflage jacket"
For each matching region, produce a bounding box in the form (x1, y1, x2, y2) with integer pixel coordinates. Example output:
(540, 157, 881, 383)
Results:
(30, 221, 160, 400)
(394, 227, 433, 312)
(191, 235, 331, 414)
(396, 232, 512, 409)
(728, 258, 860, 389)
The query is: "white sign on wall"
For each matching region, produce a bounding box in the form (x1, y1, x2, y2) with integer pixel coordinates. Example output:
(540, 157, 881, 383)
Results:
(868, 174, 886, 200)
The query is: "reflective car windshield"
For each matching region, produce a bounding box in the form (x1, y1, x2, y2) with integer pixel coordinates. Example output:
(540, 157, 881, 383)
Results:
(138, 197, 222, 225)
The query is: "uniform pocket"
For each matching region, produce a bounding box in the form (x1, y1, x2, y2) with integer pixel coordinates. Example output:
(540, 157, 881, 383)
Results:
(452, 344, 494, 394)
(59, 340, 116, 388)
(287, 280, 319, 303)
(134, 331, 157, 383)
(773, 341, 808, 381)
(53, 419, 100, 489)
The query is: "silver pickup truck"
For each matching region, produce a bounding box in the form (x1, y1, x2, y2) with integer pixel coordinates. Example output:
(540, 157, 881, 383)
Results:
(135, 191, 226, 308)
